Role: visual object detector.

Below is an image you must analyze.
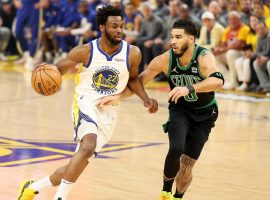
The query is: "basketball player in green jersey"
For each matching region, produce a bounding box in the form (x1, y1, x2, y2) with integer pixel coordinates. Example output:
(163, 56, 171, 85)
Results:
(97, 19, 224, 200)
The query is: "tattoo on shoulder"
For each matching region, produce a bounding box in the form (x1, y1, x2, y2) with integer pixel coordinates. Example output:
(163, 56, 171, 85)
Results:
(200, 50, 212, 57)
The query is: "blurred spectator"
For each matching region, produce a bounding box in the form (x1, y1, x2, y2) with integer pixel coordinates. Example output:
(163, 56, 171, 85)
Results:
(252, 0, 270, 18)
(136, 2, 164, 72)
(227, 0, 239, 11)
(253, 20, 270, 94)
(152, 0, 180, 81)
(178, 3, 201, 32)
(240, 0, 252, 25)
(153, 0, 169, 19)
(123, 2, 142, 44)
(159, 0, 180, 51)
(40, 0, 60, 63)
(86, 1, 107, 41)
(265, 0, 270, 17)
(218, 0, 240, 27)
(56, 1, 93, 43)
(110, 0, 122, 9)
(14, 0, 41, 70)
(0, 0, 12, 60)
(252, 1, 270, 28)
(235, 15, 259, 91)
(197, 11, 224, 50)
(208, 0, 227, 27)
(54, 0, 81, 60)
(129, 0, 141, 8)
(1, 0, 16, 56)
(190, 0, 205, 22)
(213, 11, 249, 89)
(88, 0, 107, 13)
(181, 0, 193, 8)
(218, 0, 228, 16)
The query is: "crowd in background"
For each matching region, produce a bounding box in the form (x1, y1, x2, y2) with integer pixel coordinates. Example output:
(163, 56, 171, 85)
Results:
(0, 0, 270, 97)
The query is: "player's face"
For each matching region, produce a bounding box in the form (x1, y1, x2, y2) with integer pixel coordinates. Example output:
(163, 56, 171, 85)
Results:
(170, 28, 192, 57)
(104, 16, 124, 45)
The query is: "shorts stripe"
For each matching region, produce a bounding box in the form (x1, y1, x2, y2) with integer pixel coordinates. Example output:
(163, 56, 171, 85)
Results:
(74, 110, 98, 141)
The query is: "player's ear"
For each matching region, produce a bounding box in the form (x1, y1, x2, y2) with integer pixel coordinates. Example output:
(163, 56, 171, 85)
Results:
(189, 35, 195, 44)
(99, 24, 105, 32)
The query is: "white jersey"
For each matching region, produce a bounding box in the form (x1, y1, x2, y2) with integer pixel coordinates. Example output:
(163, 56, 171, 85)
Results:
(72, 39, 130, 151)
(74, 38, 130, 104)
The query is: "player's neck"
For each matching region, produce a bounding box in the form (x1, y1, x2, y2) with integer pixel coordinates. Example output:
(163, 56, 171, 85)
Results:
(98, 38, 121, 56)
(178, 44, 195, 67)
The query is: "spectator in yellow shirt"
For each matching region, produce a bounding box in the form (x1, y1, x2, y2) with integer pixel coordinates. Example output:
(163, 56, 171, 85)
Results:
(213, 11, 249, 89)
(252, 1, 270, 28)
(197, 11, 224, 50)
(235, 15, 259, 91)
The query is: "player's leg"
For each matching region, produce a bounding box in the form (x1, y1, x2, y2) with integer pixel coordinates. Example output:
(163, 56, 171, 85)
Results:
(160, 107, 189, 199)
(15, 7, 29, 54)
(173, 105, 218, 199)
(17, 133, 96, 200)
(53, 133, 97, 199)
(24, 7, 39, 70)
(28, 7, 39, 58)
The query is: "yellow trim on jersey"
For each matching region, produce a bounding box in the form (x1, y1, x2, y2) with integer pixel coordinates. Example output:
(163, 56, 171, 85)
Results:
(72, 92, 80, 128)
(75, 62, 84, 74)
(72, 63, 84, 127)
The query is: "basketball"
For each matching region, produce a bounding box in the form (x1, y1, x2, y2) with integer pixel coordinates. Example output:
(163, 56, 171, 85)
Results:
(31, 64, 62, 96)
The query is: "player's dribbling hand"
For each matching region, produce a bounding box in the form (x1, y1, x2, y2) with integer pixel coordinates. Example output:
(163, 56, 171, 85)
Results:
(95, 95, 121, 108)
(169, 87, 189, 104)
(144, 98, 158, 113)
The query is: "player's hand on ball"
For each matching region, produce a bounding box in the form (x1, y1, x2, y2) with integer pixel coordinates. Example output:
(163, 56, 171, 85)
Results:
(169, 87, 189, 103)
(31, 63, 62, 96)
(144, 98, 158, 113)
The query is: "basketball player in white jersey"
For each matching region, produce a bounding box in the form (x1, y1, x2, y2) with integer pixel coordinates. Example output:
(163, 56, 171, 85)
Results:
(17, 5, 158, 200)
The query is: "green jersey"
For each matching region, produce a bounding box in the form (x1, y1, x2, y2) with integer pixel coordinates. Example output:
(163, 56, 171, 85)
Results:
(167, 44, 216, 109)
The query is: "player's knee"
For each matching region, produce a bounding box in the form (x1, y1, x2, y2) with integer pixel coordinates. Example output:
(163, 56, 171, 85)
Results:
(169, 145, 184, 158)
(79, 145, 95, 159)
(79, 134, 97, 159)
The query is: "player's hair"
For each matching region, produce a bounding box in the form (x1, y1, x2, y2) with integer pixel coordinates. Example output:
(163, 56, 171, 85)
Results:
(96, 5, 124, 26)
(172, 19, 198, 38)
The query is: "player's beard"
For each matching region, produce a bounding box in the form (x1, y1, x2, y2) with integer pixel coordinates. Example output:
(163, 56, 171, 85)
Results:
(174, 41, 189, 58)
(105, 29, 121, 45)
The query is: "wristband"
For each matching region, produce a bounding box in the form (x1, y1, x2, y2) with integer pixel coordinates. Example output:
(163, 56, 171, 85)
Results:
(186, 85, 195, 94)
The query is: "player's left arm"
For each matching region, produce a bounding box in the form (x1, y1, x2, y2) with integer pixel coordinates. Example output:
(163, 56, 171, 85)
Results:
(127, 45, 158, 113)
(193, 50, 224, 93)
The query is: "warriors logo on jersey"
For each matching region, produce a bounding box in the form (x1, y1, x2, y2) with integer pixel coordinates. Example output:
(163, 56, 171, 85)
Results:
(92, 66, 120, 95)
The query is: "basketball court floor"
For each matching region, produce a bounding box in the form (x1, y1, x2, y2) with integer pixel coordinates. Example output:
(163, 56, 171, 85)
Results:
(0, 61, 270, 200)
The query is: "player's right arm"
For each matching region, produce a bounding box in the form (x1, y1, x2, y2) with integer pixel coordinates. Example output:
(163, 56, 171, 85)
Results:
(139, 51, 169, 84)
(117, 51, 168, 99)
(55, 44, 90, 75)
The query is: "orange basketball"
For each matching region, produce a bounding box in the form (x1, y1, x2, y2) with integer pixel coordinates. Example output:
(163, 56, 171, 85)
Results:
(31, 64, 62, 96)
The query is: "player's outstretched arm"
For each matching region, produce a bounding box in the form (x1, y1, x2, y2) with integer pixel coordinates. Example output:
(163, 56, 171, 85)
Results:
(139, 52, 168, 85)
(127, 45, 158, 113)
